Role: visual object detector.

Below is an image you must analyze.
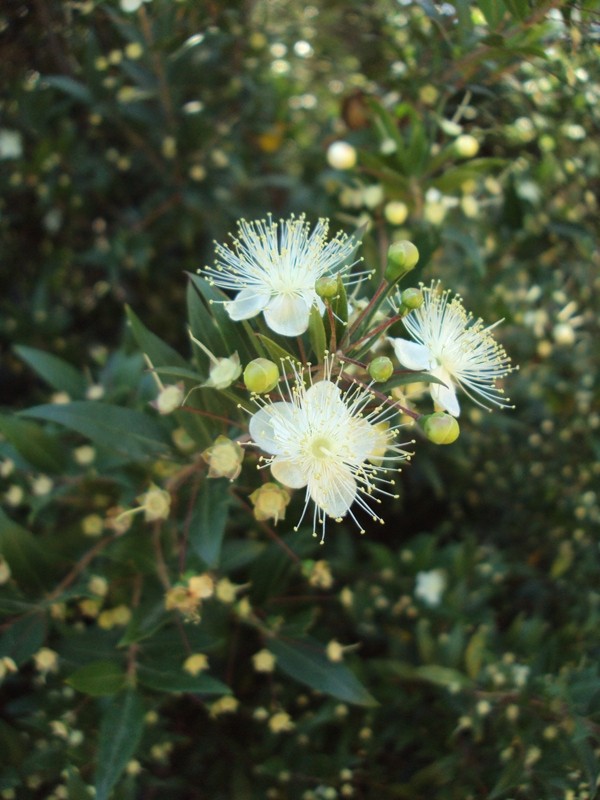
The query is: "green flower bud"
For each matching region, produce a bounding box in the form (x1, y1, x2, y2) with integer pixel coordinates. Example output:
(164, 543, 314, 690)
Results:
(384, 240, 420, 282)
(401, 288, 424, 309)
(454, 134, 479, 158)
(315, 275, 338, 299)
(420, 412, 460, 445)
(244, 358, 280, 394)
(368, 356, 394, 383)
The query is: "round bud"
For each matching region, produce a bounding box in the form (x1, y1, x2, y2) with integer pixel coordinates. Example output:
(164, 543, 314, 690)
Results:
(401, 288, 424, 309)
(420, 412, 460, 445)
(385, 240, 420, 282)
(315, 275, 338, 299)
(384, 200, 409, 226)
(243, 358, 280, 394)
(454, 134, 479, 159)
(368, 356, 394, 383)
(326, 141, 357, 170)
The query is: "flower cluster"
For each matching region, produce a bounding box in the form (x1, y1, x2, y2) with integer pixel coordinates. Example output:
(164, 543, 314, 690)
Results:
(194, 216, 515, 540)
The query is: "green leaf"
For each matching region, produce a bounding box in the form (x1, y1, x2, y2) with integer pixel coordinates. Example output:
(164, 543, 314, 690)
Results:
(14, 345, 88, 398)
(268, 637, 377, 707)
(0, 415, 67, 473)
(67, 660, 127, 697)
(0, 613, 46, 666)
(325, 273, 349, 347)
(137, 663, 230, 695)
(65, 767, 93, 800)
(0, 508, 56, 589)
(44, 75, 93, 104)
(308, 305, 327, 363)
(256, 334, 296, 366)
(502, 0, 529, 22)
(478, 0, 508, 29)
(20, 402, 171, 461)
(94, 690, 144, 800)
(125, 305, 189, 370)
(464, 627, 487, 679)
(118, 599, 169, 646)
(189, 479, 231, 569)
(383, 661, 472, 690)
(187, 274, 258, 363)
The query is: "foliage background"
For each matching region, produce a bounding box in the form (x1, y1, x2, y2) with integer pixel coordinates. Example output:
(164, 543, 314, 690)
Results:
(0, 1, 599, 798)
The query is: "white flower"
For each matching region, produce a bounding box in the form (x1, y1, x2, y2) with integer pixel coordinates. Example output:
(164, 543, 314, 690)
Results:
(388, 283, 513, 417)
(414, 569, 446, 606)
(204, 215, 362, 337)
(249, 357, 412, 541)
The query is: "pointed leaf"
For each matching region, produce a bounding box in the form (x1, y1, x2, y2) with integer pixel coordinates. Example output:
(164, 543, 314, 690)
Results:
(137, 664, 230, 695)
(268, 637, 377, 707)
(308, 305, 327, 363)
(14, 345, 87, 398)
(67, 661, 127, 697)
(125, 305, 189, 369)
(0, 508, 57, 588)
(256, 334, 296, 366)
(94, 690, 144, 800)
(189, 478, 231, 569)
(20, 402, 171, 461)
(0, 415, 67, 473)
(0, 614, 46, 666)
(44, 75, 93, 104)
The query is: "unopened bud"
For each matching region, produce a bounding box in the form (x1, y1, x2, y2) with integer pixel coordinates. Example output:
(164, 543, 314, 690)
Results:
(400, 288, 424, 309)
(384, 200, 409, 226)
(454, 134, 479, 159)
(368, 356, 394, 383)
(384, 240, 420, 282)
(420, 412, 460, 445)
(244, 358, 279, 394)
(327, 141, 357, 170)
(315, 275, 338, 299)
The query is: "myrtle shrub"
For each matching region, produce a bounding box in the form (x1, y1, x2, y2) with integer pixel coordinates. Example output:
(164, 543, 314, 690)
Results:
(1, 2, 599, 800)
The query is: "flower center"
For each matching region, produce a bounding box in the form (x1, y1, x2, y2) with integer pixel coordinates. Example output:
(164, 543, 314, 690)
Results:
(309, 435, 335, 459)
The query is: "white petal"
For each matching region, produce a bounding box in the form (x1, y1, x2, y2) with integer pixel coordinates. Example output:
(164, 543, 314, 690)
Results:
(388, 338, 437, 371)
(309, 466, 356, 518)
(430, 369, 460, 417)
(227, 288, 270, 321)
(271, 457, 308, 489)
(346, 417, 380, 461)
(304, 380, 342, 408)
(263, 294, 312, 337)
(249, 402, 296, 454)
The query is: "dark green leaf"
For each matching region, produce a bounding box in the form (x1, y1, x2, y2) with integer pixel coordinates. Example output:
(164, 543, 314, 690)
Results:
(308, 305, 327, 363)
(256, 334, 297, 366)
(118, 599, 169, 646)
(14, 345, 87, 398)
(94, 690, 144, 800)
(137, 663, 230, 695)
(0, 415, 67, 473)
(0, 614, 46, 666)
(189, 479, 231, 569)
(67, 660, 127, 696)
(0, 508, 56, 589)
(44, 75, 93, 104)
(125, 305, 189, 369)
(268, 637, 377, 707)
(21, 402, 171, 461)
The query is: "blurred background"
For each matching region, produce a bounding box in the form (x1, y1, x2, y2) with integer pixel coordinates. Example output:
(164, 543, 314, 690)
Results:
(1, 1, 599, 798)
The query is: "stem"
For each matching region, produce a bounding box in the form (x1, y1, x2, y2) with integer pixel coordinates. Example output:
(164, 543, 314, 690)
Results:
(46, 536, 114, 602)
(347, 313, 404, 355)
(343, 278, 390, 345)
